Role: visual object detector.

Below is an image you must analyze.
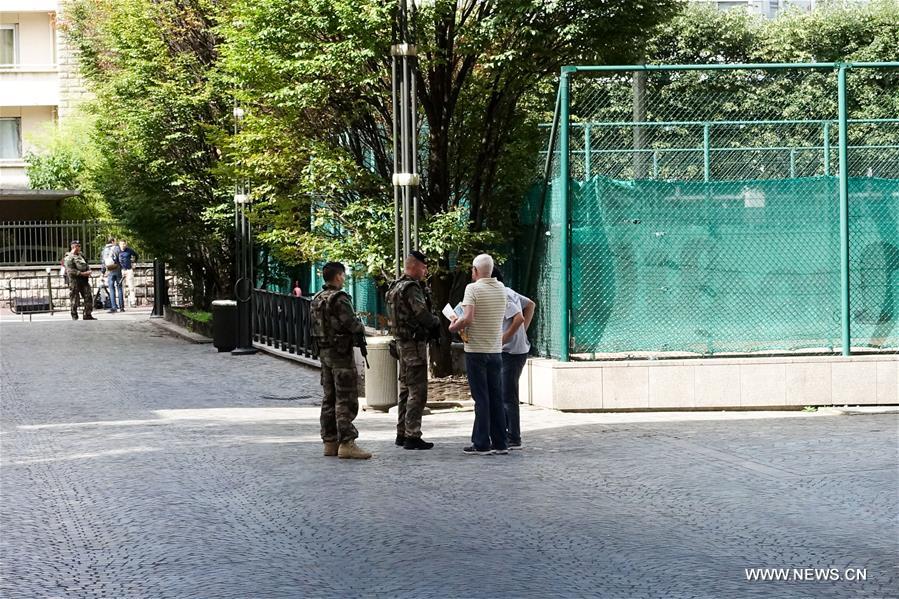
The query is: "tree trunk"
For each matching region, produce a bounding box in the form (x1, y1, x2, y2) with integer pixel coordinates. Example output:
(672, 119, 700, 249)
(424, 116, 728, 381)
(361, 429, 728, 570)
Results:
(428, 271, 454, 377)
(189, 260, 205, 309)
(428, 267, 469, 378)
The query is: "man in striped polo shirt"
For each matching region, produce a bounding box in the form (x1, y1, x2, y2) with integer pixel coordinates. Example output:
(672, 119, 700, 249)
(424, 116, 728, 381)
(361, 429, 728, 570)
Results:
(448, 253, 509, 455)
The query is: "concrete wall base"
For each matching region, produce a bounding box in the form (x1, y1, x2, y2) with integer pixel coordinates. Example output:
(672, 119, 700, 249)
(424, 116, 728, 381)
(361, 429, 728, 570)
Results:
(521, 354, 899, 411)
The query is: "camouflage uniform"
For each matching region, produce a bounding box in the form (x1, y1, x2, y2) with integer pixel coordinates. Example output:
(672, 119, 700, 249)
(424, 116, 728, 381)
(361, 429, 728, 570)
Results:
(64, 251, 93, 319)
(311, 284, 365, 444)
(386, 274, 439, 439)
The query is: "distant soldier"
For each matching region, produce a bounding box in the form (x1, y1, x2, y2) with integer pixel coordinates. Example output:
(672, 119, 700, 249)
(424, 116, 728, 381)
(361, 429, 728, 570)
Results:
(386, 251, 440, 450)
(310, 262, 371, 460)
(63, 240, 96, 321)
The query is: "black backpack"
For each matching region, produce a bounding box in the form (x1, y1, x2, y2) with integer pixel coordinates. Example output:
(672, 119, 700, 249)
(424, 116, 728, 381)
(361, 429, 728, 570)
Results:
(94, 287, 111, 309)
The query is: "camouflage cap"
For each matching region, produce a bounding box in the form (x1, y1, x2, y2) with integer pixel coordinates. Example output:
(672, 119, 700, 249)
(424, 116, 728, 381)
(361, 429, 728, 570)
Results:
(409, 250, 427, 265)
(70, 240, 81, 246)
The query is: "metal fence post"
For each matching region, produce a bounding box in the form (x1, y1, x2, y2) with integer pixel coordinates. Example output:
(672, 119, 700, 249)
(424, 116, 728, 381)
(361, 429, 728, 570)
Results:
(837, 65, 851, 356)
(823, 121, 831, 176)
(584, 123, 591, 180)
(703, 123, 711, 182)
(46, 268, 54, 315)
(560, 68, 572, 362)
(151, 259, 165, 318)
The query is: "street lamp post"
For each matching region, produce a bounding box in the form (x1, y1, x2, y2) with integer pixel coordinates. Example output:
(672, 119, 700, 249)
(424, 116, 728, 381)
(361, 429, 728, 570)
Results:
(391, 0, 421, 276)
(232, 103, 257, 355)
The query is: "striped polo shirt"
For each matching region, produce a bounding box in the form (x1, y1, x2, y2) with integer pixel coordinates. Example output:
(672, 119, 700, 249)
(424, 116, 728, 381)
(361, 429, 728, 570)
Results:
(461, 277, 507, 353)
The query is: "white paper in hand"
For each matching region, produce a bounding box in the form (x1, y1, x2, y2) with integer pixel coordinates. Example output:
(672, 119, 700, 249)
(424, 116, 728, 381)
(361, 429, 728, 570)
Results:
(442, 303, 456, 320)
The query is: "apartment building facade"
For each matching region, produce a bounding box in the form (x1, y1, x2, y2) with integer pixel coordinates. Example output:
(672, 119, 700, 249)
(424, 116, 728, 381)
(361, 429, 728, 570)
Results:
(1, 0, 87, 219)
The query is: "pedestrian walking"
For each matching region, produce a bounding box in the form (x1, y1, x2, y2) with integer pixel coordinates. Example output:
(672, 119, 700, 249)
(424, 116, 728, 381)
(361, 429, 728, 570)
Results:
(292, 281, 303, 297)
(310, 262, 372, 460)
(386, 251, 441, 450)
(101, 237, 123, 313)
(493, 267, 535, 450)
(448, 253, 508, 455)
(118, 240, 139, 308)
(63, 240, 96, 321)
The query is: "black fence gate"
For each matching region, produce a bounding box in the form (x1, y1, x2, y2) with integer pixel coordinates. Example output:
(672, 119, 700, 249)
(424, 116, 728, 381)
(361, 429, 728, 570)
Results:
(252, 289, 317, 360)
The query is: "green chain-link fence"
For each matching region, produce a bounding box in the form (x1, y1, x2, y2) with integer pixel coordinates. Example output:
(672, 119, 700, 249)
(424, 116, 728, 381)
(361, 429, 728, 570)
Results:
(523, 62, 899, 360)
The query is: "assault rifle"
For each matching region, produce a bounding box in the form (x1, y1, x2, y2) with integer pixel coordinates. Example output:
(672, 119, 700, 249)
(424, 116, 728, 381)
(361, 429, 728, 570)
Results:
(353, 332, 370, 369)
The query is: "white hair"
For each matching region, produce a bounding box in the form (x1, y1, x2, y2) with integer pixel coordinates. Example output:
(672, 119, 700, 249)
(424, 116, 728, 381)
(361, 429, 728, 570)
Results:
(472, 253, 494, 277)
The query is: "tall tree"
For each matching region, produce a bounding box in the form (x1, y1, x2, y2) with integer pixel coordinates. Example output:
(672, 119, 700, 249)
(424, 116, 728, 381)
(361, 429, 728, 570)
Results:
(64, 0, 233, 307)
(221, 0, 682, 374)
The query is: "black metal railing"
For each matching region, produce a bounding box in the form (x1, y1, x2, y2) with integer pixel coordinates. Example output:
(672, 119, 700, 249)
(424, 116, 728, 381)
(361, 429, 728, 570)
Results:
(6, 276, 55, 315)
(0, 220, 125, 266)
(252, 289, 317, 360)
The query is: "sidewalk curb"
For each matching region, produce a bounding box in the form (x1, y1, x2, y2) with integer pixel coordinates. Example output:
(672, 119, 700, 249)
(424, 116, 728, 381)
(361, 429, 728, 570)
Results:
(818, 406, 899, 416)
(150, 318, 213, 344)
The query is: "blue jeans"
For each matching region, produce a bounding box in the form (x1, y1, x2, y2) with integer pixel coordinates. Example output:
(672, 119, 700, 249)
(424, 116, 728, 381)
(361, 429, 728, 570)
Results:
(107, 270, 124, 310)
(502, 352, 528, 444)
(465, 353, 507, 451)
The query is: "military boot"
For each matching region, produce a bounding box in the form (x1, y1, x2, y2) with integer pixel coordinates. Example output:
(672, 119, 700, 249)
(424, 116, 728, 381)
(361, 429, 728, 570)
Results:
(403, 437, 434, 450)
(323, 441, 339, 457)
(338, 440, 372, 460)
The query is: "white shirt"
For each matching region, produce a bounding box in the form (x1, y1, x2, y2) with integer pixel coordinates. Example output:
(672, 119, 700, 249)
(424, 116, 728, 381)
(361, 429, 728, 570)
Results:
(461, 277, 507, 353)
(502, 287, 531, 355)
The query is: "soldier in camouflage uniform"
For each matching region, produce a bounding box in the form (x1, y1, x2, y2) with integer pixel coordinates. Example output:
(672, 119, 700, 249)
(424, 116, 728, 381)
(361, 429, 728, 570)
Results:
(63, 240, 96, 321)
(311, 262, 372, 460)
(386, 251, 440, 450)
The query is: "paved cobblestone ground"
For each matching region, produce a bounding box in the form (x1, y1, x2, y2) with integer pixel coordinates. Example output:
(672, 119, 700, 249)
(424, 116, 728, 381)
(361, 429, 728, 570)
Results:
(1, 320, 897, 599)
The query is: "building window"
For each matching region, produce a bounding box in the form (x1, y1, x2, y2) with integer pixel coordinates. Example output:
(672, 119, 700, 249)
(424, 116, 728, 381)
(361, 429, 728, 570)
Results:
(0, 117, 22, 159)
(0, 24, 17, 66)
(716, 1, 750, 11)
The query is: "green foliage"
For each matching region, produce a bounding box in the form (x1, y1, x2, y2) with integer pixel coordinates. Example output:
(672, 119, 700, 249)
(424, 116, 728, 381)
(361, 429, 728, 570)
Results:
(647, 0, 899, 65)
(64, 0, 234, 307)
(218, 0, 681, 284)
(24, 114, 112, 220)
(173, 308, 212, 323)
(25, 146, 83, 191)
(580, 1, 899, 157)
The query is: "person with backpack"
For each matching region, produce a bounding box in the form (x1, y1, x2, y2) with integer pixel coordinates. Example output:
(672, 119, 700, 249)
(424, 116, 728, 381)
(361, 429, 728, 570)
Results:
(101, 237, 124, 313)
(310, 262, 372, 460)
(385, 251, 441, 450)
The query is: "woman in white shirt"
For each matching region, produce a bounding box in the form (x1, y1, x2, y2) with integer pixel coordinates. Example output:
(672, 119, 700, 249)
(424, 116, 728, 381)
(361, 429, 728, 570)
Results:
(493, 267, 535, 450)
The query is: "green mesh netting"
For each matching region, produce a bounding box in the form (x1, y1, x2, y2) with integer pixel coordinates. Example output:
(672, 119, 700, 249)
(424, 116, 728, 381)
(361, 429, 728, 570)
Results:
(522, 65, 899, 358)
(568, 176, 898, 355)
(348, 274, 384, 328)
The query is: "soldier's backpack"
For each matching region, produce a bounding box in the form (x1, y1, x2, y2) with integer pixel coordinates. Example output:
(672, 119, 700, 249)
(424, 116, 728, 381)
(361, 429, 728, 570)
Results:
(385, 278, 417, 338)
(311, 288, 351, 349)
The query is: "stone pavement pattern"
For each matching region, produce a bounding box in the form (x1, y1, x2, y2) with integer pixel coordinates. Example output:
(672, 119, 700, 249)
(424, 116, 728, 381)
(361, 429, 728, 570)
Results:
(1, 320, 897, 599)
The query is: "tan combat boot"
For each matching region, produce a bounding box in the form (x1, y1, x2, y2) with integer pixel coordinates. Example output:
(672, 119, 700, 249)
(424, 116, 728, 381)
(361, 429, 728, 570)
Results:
(338, 440, 372, 460)
(323, 441, 339, 457)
